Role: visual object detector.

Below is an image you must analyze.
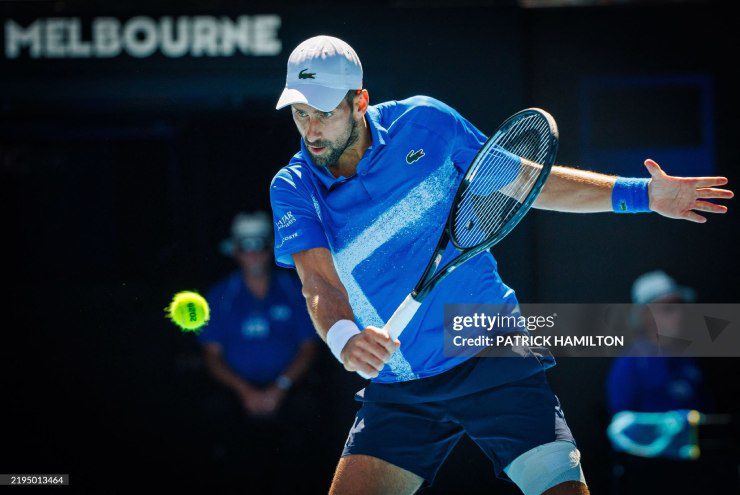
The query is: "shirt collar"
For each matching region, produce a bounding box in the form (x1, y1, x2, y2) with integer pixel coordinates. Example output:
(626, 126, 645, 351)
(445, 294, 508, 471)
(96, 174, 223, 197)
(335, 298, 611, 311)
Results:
(300, 105, 389, 190)
(365, 105, 388, 149)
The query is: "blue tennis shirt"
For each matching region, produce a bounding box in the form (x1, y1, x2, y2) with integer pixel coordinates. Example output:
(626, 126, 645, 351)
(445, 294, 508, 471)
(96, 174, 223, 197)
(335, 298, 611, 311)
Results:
(270, 96, 553, 384)
(198, 270, 316, 386)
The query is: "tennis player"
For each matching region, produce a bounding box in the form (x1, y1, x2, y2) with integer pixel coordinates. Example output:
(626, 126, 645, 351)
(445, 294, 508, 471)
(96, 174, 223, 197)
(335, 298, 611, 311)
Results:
(269, 36, 732, 495)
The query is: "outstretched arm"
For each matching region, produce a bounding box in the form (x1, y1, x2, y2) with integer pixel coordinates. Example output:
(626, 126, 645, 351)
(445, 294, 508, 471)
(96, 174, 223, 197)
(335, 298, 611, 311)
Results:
(533, 158, 733, 222)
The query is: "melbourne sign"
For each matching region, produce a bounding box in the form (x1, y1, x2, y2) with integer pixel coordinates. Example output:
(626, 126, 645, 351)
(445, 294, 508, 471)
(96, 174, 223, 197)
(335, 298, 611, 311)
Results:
(3, 15, 282, 59)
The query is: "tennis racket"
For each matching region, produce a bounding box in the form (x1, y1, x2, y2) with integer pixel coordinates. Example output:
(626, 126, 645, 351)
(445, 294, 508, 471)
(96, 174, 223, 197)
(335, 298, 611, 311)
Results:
(382, 107, 558, 340)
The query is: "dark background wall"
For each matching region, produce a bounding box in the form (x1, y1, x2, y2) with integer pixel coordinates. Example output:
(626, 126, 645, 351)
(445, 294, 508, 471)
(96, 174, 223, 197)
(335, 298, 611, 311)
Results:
(2, 1, 738, 493)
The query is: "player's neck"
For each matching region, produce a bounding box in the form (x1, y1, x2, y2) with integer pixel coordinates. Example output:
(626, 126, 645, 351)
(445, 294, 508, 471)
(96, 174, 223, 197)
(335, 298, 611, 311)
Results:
(332, 116, 371, 177)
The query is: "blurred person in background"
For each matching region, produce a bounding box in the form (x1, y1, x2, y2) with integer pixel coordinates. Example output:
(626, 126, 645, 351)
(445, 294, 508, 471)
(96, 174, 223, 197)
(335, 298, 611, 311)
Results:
(199, 211, 320, 484)
(607, 270, 713, 415)
(605, 271, 728, 493)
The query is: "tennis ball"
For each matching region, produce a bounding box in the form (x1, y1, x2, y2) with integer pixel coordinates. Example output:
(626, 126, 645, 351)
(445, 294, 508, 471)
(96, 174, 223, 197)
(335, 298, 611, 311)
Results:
(166, 291, 210, 332)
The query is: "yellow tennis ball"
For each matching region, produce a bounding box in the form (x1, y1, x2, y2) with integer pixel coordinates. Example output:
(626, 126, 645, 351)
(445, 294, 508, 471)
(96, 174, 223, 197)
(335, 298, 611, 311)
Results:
(166, 291, 210, 332)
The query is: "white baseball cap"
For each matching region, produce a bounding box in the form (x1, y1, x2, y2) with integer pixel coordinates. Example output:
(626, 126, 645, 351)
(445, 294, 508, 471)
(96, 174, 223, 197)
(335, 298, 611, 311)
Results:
(276, 35, 363, 113)
(219, 212, 273, 255)
(631, 270, 696, 304)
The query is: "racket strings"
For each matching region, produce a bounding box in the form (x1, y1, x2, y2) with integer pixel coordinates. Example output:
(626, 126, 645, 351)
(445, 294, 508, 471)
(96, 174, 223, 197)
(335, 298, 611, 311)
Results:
(454, 137, 542, 239)
(466, 126, 545, 221)
(455, 152, 540, 246)
(452, 113, 552, 249)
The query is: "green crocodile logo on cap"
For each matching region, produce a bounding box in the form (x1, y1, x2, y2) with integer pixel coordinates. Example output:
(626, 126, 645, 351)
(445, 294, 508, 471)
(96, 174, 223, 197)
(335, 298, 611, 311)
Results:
(298, 69, 316, 80)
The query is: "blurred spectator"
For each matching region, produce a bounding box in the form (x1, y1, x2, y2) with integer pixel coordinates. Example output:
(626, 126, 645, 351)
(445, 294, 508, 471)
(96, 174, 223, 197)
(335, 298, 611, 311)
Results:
(607, 270, 713, 415)
(198, 212, 319, 483)
(606, 271, 724, 493)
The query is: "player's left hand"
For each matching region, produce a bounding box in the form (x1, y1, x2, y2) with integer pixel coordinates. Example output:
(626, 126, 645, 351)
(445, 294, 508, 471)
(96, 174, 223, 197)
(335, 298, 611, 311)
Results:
(645, 159, 733, 223)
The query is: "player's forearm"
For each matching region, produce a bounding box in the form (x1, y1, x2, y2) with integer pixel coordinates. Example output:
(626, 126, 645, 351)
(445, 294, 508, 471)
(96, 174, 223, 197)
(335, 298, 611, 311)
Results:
(301, 272, 355, 341)
(533, 165, 618, 212)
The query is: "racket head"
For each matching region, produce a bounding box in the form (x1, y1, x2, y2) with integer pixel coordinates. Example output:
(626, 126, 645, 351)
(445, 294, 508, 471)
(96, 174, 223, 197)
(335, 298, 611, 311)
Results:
(447, 108, 558, 251)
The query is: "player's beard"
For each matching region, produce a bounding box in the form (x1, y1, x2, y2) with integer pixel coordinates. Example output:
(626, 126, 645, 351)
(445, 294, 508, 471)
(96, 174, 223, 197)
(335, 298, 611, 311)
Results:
(305, 116, 359, 168)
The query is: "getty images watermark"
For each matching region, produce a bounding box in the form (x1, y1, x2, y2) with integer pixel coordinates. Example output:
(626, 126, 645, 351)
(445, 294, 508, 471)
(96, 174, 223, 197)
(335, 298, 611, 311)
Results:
(443, 304, 740, 358)
(450, 312, 623, 348)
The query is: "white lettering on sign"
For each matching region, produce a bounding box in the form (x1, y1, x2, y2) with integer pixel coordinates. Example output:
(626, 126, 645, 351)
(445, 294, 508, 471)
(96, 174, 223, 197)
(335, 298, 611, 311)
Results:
(4, 15, 282, 59)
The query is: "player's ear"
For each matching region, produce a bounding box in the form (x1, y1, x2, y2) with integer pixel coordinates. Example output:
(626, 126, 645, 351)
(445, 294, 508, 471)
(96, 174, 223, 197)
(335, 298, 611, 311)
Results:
(356, 89, 369, 114)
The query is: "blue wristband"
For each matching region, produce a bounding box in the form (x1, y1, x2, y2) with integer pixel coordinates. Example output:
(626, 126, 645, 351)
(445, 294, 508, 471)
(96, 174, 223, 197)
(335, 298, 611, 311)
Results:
(612, 177, 651, 213)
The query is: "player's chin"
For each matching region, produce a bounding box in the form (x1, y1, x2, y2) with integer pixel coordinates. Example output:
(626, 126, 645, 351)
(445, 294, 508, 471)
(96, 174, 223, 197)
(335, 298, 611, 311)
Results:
(310, 149, 337, 166)
(311, 156, 328, 167)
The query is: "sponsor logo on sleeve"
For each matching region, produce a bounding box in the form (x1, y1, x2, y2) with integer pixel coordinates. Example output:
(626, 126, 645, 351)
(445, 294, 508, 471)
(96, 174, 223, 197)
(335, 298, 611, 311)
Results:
(277, 211, 296, 230)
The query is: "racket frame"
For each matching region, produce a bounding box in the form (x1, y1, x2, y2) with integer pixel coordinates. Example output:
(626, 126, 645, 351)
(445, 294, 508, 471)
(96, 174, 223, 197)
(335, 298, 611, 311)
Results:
(410, 108, 558, 303)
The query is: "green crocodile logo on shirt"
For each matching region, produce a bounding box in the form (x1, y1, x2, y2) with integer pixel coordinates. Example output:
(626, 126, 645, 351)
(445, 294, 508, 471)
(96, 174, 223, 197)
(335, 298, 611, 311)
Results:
(298, 69, 316, 79)
(406, 149, 425, 164)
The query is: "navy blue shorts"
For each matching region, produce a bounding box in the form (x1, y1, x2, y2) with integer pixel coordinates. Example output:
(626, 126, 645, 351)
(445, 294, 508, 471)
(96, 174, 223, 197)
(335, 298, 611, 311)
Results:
(341, 361, 575, 485)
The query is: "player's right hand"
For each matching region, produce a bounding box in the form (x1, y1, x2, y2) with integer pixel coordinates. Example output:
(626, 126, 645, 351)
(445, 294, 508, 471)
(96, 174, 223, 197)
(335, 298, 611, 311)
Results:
(340, 326, 400, 378)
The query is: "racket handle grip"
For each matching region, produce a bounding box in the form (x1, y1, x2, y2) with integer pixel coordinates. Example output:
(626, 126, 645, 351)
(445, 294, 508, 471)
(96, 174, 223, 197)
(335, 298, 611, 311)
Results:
(383, 294, 422, 340)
